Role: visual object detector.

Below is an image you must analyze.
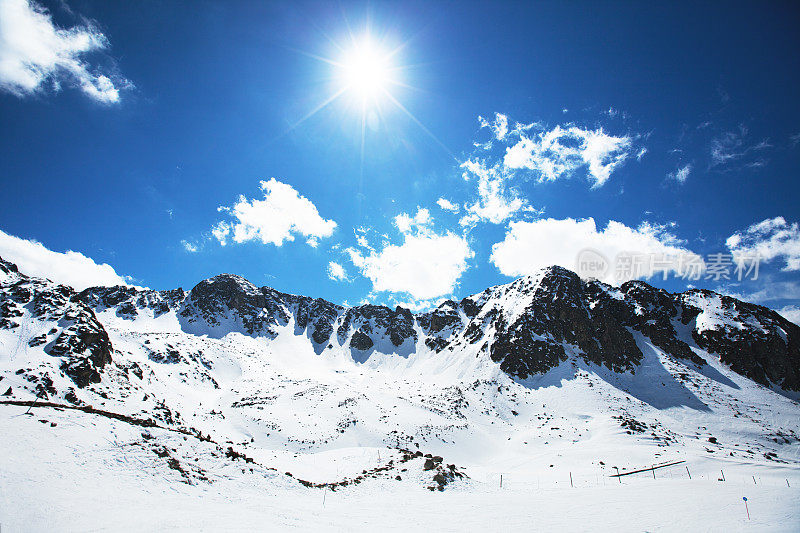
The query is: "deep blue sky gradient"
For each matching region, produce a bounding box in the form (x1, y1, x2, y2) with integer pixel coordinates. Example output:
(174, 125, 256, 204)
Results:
(1, 0, 799, 309)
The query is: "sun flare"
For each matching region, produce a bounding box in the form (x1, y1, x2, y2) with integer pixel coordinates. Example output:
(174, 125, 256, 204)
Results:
(337, 39, 393, 101)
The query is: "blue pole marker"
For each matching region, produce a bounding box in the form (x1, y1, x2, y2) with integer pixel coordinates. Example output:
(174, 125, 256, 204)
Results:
(743, 497, 750, 520)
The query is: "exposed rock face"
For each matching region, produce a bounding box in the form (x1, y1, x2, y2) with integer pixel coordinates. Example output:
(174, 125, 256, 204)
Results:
(78, 285, 185, 318)
(3, 255, 799, 391)
(0, 257, 113, 388)
(283, 294, 341, 346)
(679, 290, 800, 390)
(448, 267, 644, 378)
(179, 274, 282, 337)
(336, 304, 418, 352)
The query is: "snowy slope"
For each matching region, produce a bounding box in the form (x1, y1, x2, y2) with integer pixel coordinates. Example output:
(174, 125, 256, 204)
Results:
(0, 256, 799, 531)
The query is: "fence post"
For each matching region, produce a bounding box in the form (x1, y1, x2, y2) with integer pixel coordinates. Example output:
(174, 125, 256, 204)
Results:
(570, 472, 573, 487)
(685, 466, 691, 479)
(24, 390, 43, 415)
(720, 470, 725, 481)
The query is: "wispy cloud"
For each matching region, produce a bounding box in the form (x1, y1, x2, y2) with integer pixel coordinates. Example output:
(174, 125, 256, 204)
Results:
(709, 124, 771, 170)
(0, 0, 130, 103)
(458, 159, 528, 226)
(667, 163, 692, 184)
(778, 305, 800, 325)
(717, 276, 800, 307)
(475, 113, 638, 188)
(503, 124, 633, 188)
(726, 216, 800, 271)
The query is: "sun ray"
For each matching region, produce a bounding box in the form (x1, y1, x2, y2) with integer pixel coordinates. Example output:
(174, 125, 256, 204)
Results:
(288, 86, 348, 132)
(382, 88, 456, 160)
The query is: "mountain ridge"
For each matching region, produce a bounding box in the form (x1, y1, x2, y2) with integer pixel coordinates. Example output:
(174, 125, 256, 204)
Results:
(2, 255, 799, 393)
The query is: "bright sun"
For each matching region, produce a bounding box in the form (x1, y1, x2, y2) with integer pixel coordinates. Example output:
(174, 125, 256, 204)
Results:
(291, 27, 449, 157)
(337, 38, 393, 102)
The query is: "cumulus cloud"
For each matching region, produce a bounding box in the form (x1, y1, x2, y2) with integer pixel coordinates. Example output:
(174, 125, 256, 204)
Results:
(436, 198, 460, 213)
(490, 217, 701, 284)
(503, 125, 633, 188)
(458, 159, 527, 226)
(347, 210, 473, 300)
(726, 216, 800, 271)
(394, 208, 431, 233)
(214, 179, 337, 248)
(0, 228, 130, 290)
(0, 0, 129, 103)
(327, 261, 349, 282)
(667, 164, 692, 184)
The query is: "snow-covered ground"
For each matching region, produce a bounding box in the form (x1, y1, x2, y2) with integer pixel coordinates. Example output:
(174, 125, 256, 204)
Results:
(0, 405, 797, 532)
(1, 280, 799, 531)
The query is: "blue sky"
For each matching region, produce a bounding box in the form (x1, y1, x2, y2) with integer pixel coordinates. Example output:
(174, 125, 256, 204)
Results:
(1, 0, 799, 319)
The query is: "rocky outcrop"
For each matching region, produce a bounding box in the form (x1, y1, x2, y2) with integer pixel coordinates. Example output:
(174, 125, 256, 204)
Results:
(679, 290, 800, 390)
(78, 285, 186, 318)
(0, 257, 113, 388)
(337, 305, 418, 351)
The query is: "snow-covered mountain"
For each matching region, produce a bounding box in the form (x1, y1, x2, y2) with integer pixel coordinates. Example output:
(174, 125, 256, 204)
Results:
(1, 255, 799, 530)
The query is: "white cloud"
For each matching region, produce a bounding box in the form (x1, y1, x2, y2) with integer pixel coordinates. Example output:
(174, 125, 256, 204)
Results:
(211, 221, 230, 246)
(718, 278, 800, 305)
(490, 217, 701, 284)
(327, 261, 349, 282)
(214, 179, 337, 248)
(668, 164, 692, 184)
(478, 112, 508, 140)
(459, 159, 527, 226)
(0, 0, 128, 103)
(347, 213, 473, 300)
(726, 216, 800, 271)
(503, 125, 633, 187)
(0, 228, 130, 290)
(778, 305, 800, 326)
(394, 208, 431, 233)
(710, 125, 770, 169)
(181, 240, 198, 253)
(457, 114, 638, 229)
(436, 198, 460, 213)
(636, 147, 648, 161)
